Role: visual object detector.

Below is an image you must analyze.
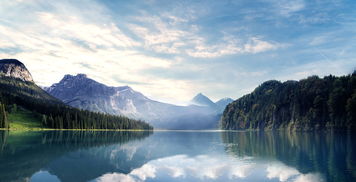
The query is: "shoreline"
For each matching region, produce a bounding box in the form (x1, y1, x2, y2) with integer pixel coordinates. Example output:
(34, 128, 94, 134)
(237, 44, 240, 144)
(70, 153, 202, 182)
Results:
(0, 128, 153, 132)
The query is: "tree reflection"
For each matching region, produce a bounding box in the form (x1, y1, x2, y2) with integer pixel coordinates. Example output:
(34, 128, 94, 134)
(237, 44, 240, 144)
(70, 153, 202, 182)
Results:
(221, 131, 356, 182)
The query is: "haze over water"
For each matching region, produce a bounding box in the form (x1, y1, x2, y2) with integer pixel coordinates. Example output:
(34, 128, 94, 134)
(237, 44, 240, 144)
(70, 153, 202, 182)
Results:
(0, 130, 355, 182)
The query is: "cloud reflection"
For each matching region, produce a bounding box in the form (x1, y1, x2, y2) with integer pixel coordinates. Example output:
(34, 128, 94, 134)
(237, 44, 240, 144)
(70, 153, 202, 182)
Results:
(93, 155, 324, 182)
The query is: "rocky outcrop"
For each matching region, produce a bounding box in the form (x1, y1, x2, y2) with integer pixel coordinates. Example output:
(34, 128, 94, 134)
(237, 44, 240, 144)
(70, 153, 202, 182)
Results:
(0, 59, 34, 82)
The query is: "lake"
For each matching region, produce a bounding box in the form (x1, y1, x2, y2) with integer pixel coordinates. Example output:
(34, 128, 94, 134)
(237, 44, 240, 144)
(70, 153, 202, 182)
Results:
(0, 130, 355, 182)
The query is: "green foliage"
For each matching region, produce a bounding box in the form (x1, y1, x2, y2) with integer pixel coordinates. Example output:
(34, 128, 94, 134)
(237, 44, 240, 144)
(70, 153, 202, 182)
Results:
(8, 107, 43, 130)
(221, 73, 356, 131)
(0, 76, 153, 130)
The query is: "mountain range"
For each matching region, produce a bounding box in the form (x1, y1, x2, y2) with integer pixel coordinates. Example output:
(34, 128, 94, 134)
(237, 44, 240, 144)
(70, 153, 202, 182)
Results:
(0, 59, 152, 130)
(45, 74, 233, 129)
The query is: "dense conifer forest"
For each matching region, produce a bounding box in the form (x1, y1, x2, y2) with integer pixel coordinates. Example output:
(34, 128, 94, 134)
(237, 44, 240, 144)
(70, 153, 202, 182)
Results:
(221, 71, 356, 131)
(0, 76, 152, 130)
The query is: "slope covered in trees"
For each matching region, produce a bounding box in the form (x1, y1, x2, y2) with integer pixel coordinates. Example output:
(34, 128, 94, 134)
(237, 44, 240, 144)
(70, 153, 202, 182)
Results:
(0, 76, 152, 130)
(221, 72, 356, 131)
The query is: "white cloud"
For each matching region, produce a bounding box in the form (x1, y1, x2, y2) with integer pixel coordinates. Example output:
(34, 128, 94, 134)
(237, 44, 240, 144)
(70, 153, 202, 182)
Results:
(274, 0, 305, 16)
(277, 59, 356, 82)
(37, 12, 140, 48)
(1, 0, 350, 104)
(187, 36, 280, 58)
(0, 1, 187, 101)
(128, 13, 280, 58)
(128, 15, 190, 54)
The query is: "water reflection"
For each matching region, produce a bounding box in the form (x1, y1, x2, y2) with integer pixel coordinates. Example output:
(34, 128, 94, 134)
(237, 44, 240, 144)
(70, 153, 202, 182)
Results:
(0, 131, 355, 182)
(93, 155, 323, 182)
(222, 131, 356, 182)
(0, 131, 152, 182)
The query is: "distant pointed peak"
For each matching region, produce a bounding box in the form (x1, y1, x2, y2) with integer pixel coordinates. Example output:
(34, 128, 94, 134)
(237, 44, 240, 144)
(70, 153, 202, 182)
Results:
(193, 92, 207, 98)
(191, 92, 215, 107)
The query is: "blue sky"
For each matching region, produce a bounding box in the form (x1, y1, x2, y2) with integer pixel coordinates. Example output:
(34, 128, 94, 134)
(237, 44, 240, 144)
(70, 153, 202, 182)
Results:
(0, 0, 355, 104)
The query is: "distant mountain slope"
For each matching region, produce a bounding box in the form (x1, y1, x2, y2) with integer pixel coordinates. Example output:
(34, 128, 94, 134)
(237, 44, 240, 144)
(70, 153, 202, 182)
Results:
(215, 97, 234, 112)
(45, 74, 232, 129)
(221, 72, 356, 131)
(0, 59, 152, 130)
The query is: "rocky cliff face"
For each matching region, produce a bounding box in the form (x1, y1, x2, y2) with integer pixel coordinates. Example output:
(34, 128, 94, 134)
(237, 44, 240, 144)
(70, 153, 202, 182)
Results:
(0, 59, 34, 82)
(45, 74, 232, 129)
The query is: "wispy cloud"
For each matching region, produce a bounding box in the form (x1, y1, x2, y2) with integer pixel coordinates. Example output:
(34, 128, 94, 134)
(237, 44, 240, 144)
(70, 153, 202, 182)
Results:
(276, 0, 305, 16)
(0, 0, 355, 103)
(129, 13, 280, 58)
(186, 36, 280, 58)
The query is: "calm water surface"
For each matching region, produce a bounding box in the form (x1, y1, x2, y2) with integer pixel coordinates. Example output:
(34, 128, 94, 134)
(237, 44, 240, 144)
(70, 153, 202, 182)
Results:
(0, 130, 355, 182)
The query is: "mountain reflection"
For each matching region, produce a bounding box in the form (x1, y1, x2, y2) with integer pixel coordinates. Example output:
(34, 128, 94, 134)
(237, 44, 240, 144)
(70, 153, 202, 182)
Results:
(0, 131, 152, 182)
(0, 131, 355, 182)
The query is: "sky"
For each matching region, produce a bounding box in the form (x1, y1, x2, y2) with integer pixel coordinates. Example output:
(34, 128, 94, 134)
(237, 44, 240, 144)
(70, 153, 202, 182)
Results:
(0, 0, 355, 104)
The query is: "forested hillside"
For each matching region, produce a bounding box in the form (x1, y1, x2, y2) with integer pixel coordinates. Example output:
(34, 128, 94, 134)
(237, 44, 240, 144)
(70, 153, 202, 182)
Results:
(221, 72, 356, 131)
(0, 76, 152, 130)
